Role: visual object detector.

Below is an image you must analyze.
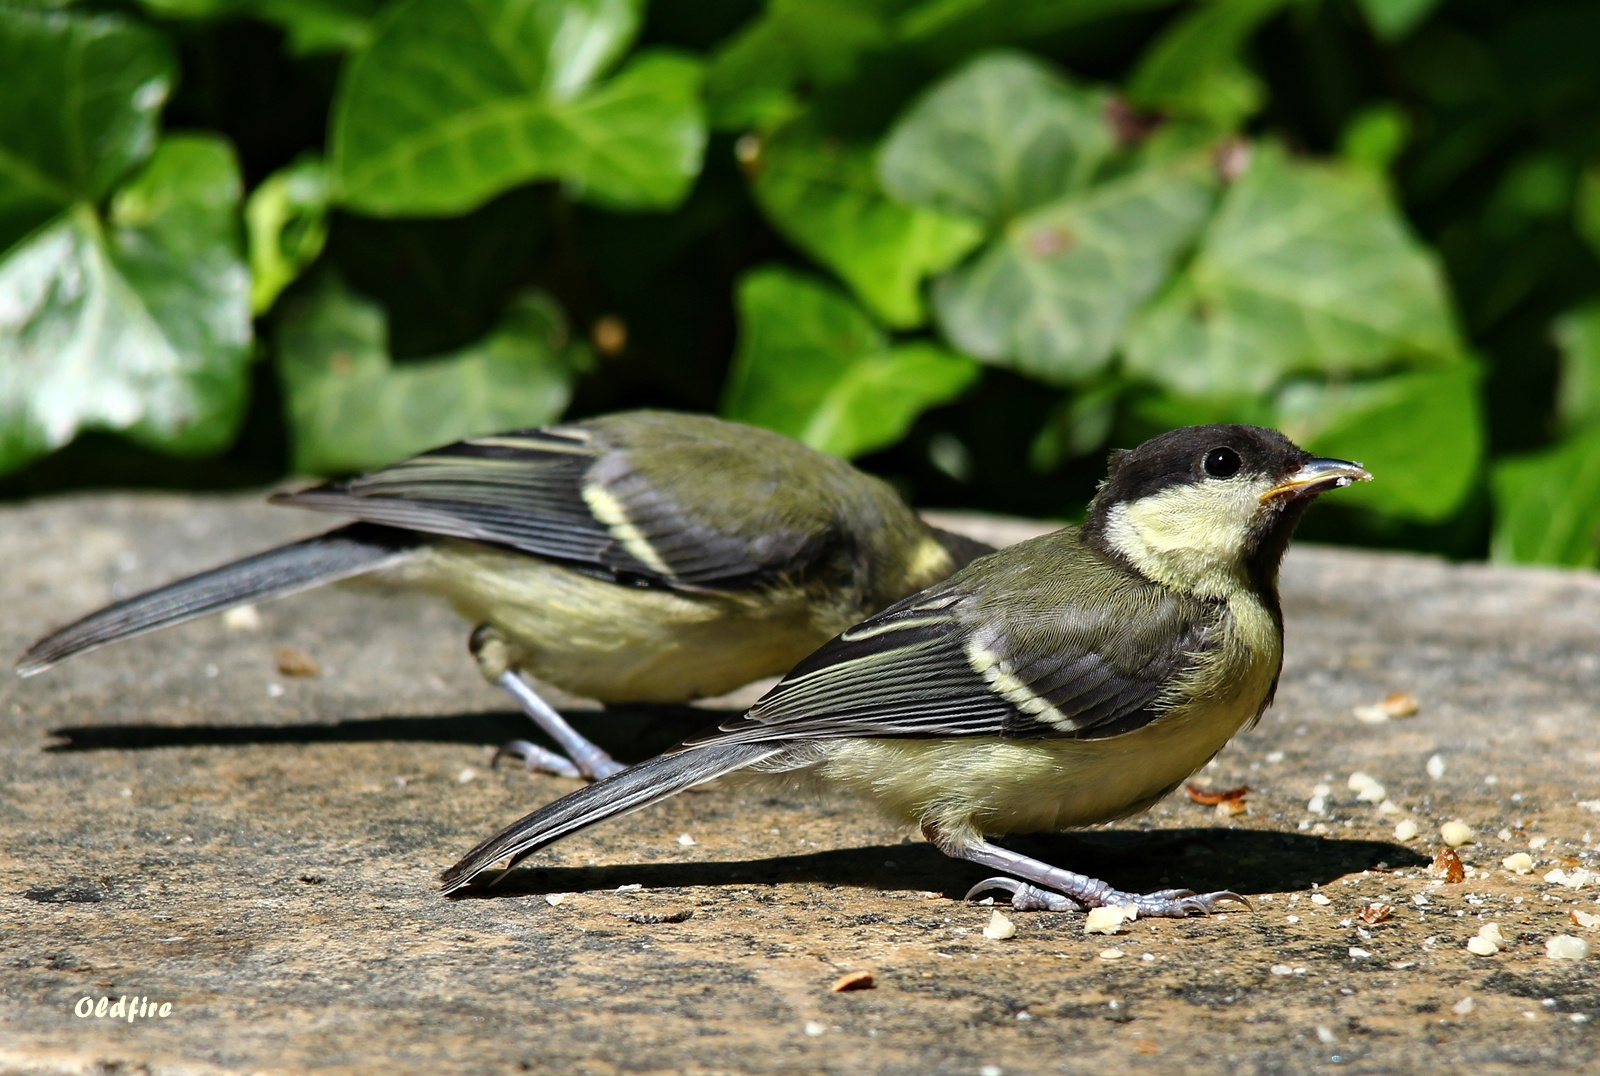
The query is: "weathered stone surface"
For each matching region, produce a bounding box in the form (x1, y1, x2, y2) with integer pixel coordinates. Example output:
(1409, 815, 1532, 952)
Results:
(2, 493, 1599, 1074)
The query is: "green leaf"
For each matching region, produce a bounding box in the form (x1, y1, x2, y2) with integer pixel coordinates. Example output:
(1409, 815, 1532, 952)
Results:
(1354, 0, 1441, 41)
(704, 0, 898, 132)
(1491, 426, 1600, 567)
(0, 135, 252, 475)
(1030, 380, 1121, 471)
(1554, 302, 1600, 433)
(1339, 104, 1410, 173)
(276, 274, 580, 474)
(0, 6, 174, 252)
(1576, 164, 1600, 261)
(247, 155, 331, 314)
(331, 0, 706, 216)
(878, 50, 1116, 228)
(136, 0, 381, 53)
(1126, 0, 1292, 129)
(896, 0, 1175, 64)
(932, 151, 1218, 385)
(722, 267, 980, 458)
(1273, 365, 1482, 521)
(1124, 145, 1462, 396)
(751, 121, 982, 328)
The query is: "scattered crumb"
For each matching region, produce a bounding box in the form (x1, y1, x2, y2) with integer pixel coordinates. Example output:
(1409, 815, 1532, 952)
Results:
(223, 605, 261, 631)
(1571, 909, 1600, 929)
(677, 834, 696, 847)
(1098, 948, 1124, 960)
(1185, 783, 1249, 806)
(1084, 905, 1136, 935)
(1378, 799, 1402, 816)
(544, 893, 567, 906)
(1529, 836, 1549, 850)
(983, 910, 1016, 940)
(830, 970, 874, 992)
(1358, 903, 1392, 925)
(1502, 852, 1534, 874)
(1453, 997, 1475, 1016)
(1348, 947, 1371, 960)
(1440, 821, 1474, 848)
(1426, 754, 1446, 779)
(1270, 964, 1293, 975)
(272, 644, 321, 678)
(1435, 846, 1466, 883)
(1544, 868, 1593, 889)
(1347, 772, 1386, 802)
(1310, 893, 1331, 906)
(457, 767, 476, 784)
(1394, 819, 1420, 841)
(1215, 799, 1246, 819)
(804, 1021, 827, 1037)
(1546, 935, 1590, 960)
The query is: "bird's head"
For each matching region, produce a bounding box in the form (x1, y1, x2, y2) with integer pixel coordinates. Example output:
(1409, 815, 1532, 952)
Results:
(1084, 425, 1371, 598)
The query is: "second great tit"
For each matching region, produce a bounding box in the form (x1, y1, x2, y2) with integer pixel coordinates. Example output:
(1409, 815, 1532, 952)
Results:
(440, 424, 1370, 916)
(16, 411, 991, 780)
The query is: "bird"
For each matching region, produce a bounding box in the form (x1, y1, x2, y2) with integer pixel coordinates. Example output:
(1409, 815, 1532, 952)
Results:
(439, 424, 1371, 916)
(16, 410, 992, 781)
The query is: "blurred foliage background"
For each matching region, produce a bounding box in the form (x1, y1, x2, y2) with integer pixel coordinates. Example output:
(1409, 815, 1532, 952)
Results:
(2, 0, 1599, 565)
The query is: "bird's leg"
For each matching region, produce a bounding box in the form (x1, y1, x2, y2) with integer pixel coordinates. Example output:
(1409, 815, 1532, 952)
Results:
(469, 625, 625, 781)
(923, 825, 1249, 918)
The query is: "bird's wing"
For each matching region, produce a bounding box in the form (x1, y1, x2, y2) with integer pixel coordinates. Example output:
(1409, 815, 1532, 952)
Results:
(695, 533, 1220, 745)
(271, 420, 840, 589)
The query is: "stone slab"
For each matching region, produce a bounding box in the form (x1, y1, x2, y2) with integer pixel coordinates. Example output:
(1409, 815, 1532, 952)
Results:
(2, 493, 1599, 1074)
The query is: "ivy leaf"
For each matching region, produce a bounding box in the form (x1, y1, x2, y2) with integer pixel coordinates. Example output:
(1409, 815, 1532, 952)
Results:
(276, 274, 581, 475)
(0, 6, 173, 252)
(704, 0, 898, 132)
(722, 267, 980, 459)
(0, 136, 252, 475)
(246, 155, 331, 314)
(136, 0, 382, 53)
(878, 50, 1116, 228)
(896, 0, 1175, 64)
(751, 120, 982, 328)
(1354, 0, 1441, 41)
(1274, 365, 1482, 521)
(1554, 302, 1600, 433)
(933, 151, 1217, 385)
(1124, 145, 1462, 396)
(331, 0, 706, 216)
(1126, 0, 1292, 130)
(1491, 427, 1600, 567)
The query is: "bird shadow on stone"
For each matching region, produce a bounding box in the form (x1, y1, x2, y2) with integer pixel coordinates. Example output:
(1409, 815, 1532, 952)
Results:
(452, 828, 1428, 903)
(43, 705, 723, 767)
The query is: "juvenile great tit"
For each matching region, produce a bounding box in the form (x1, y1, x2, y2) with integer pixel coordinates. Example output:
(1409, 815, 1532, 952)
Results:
(17, 411, 991, 780)
(440, 424, 1370, 916)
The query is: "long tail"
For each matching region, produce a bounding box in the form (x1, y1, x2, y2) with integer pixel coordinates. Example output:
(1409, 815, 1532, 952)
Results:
(16, 523, 421, 676)
(440, 742, 782, 894)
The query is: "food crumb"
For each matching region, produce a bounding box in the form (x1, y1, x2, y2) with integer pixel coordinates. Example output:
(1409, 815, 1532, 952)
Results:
(983, 910, 1016, 940)
(1453, 997, 1475, 1016)
(223, 605, 261, 631)
(1435, 846, 1466, 883)
(1310, 893, 1331, 906)
(1394, 819, 1419, 841)
(544, 893, 567, 906)
(1084, 905, 1135, 935)
(1440, 821, 1474, 847)
(1570, 909, 1600, 929)
(272, 644, 321, 678)
(1098, 948, 1124, 960)
(677, 834, 696, 847)
(1547, 935, 1590, 960)
(1426, 754, 1446, 779)
(457, 767, 476, 783)
(1502, 852, 1534, 874)
(830, 970, 874, 992)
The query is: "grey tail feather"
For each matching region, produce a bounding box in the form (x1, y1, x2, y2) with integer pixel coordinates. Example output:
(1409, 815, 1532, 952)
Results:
(440, 742, 781, 895)
(16, 523, 421, 677)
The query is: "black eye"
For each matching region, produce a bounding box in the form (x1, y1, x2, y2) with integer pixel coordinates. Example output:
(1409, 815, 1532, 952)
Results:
(1203, 446, 1242, 478)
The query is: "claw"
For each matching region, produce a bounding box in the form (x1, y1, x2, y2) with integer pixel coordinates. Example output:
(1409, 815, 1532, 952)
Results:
(491, 739, 583, 780)
(965, 876, 1085, 911)
(1117, 888, 1251, 918)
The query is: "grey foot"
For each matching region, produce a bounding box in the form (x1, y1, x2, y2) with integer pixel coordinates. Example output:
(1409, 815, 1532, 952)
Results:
(469, 624, 625, 781)
(491, 739, 582, 780)
(966, 876, 1249, 917)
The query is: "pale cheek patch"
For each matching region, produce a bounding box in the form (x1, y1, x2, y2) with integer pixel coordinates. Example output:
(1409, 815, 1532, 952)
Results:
(1103, 476, 1275, 595)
